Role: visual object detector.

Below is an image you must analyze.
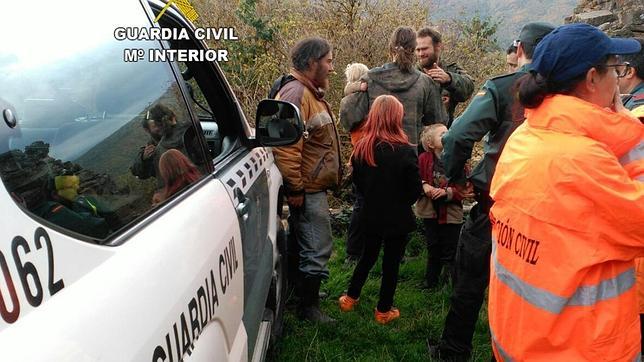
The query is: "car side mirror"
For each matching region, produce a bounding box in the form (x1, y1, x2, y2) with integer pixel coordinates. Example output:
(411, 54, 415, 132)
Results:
(255, 99, 303, 147)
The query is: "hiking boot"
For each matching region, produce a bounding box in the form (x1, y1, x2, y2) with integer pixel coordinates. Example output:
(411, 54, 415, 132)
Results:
(297, 276, 335, 323)
(338, 295, 359, 312)
(299, 306, 336, 323)
(424, 261, 441, 289)
(374, 307, 400, 324)
(422, 279, 439, 290)
(427, 342, 470, 362)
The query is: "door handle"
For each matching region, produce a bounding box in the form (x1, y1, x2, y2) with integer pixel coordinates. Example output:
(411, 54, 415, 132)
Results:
(235, 188, 250, 222)
(236, 201, 249, 221)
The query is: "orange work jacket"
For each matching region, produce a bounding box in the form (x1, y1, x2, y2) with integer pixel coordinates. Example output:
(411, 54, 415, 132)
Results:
(488, 95, 644, 361)
(629, 104, 644, 315)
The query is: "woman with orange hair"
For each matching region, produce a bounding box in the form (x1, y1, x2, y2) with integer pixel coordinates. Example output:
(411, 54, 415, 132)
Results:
(155, 149, 202, 204)
(338, 95, 423, 324)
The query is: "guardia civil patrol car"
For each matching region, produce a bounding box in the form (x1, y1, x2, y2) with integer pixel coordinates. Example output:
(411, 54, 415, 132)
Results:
(0, 0, 302, 361)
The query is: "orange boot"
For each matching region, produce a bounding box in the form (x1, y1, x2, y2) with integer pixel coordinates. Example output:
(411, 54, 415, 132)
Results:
(338, 295, 359, 312)
(374, 307, 400, 324)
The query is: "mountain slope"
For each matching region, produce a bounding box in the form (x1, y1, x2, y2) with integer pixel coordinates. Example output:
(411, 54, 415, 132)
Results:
(428, 0, 577, 46)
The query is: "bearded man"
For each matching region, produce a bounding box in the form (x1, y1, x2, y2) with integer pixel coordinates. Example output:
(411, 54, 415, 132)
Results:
(416, 27, 475, 128)
(272, 37, 342, 323)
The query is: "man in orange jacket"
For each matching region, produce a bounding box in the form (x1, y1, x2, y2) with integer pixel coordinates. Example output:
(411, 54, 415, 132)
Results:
(489, 24, 644, 361)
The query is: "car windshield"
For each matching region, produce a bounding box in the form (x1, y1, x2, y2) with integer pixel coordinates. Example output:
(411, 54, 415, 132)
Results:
(0, 0, 197, 242)
(0, 6, 174, 160)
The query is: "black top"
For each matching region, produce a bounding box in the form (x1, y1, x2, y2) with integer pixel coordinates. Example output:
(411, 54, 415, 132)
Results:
(352, 142, 422, 237)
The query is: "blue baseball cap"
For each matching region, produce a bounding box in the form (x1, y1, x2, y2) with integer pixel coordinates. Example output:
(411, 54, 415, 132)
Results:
(531, 23, 641, 83)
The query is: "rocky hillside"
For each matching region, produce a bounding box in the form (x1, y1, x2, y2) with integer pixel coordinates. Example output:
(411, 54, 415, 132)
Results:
(428, 0, 577, 46)
(566, 0, 644, 37)
(428, 0, 643, 47)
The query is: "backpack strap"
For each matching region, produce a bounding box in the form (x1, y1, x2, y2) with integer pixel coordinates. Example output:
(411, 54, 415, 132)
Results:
(268, 74, 296, 99)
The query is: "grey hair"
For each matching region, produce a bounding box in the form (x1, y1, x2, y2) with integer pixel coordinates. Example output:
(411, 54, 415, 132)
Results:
(291, 37, 332, 72)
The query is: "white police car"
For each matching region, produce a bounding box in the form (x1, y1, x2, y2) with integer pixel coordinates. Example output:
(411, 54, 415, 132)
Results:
(0, 0, 302, 360)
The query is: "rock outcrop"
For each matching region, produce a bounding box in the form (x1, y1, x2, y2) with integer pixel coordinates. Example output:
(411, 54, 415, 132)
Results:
(0, 141, 129, 210)
(566, 0, 644, 38)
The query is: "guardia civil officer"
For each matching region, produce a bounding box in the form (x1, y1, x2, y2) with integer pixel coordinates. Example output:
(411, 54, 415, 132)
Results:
(620, 38, 644, 112)
(428, 22, 555, 361)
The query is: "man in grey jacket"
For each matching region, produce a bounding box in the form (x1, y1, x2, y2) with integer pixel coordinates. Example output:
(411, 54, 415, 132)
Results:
(340, 26, 446, 146)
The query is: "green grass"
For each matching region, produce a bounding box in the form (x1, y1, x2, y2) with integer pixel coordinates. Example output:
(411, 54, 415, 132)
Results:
(269, 229, 492, 361)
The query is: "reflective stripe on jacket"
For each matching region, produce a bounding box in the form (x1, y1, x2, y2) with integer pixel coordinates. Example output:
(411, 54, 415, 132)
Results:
(623, 87, 644, 314)
(628, 137, 644, 312)
(489, 94, 644, 361)
(636, 258, 644, 314)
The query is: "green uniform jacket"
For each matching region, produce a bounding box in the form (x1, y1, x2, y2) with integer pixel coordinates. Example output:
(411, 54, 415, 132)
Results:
(34, 200, 110, 239)
(417, 62, 475, 127)
(622, 81, 644, 111)
(443, 62, 475, 127)
(442, 64, 530, 192)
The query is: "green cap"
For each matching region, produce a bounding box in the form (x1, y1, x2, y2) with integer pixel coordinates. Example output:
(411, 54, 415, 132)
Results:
(518, 22, 556, 56)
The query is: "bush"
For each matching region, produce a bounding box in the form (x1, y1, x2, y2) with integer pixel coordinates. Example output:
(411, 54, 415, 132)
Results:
(192, 1, 505, 206)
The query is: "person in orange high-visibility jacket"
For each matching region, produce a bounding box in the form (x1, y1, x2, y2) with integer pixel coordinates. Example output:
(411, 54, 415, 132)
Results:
(488, 24, 644, 361)
(619, 39, 644, 352)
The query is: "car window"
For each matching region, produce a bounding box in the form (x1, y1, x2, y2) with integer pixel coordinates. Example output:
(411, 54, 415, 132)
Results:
(155, 10, 245, 162)
(176, 62, 223, 159)
(0, 10, 207, 243)
(179, 62, 214, 119)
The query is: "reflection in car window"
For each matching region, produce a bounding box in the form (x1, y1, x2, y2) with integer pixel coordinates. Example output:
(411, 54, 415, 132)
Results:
(0, 19, 205, 242)
(178, 62, 213, 119)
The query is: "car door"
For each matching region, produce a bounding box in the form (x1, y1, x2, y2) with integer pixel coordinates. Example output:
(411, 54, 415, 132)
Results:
(0, 0, 247, 360)
(148, 3, 275, 358)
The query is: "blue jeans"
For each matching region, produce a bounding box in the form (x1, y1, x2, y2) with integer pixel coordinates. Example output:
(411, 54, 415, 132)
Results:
(288, 191, 333, 278)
